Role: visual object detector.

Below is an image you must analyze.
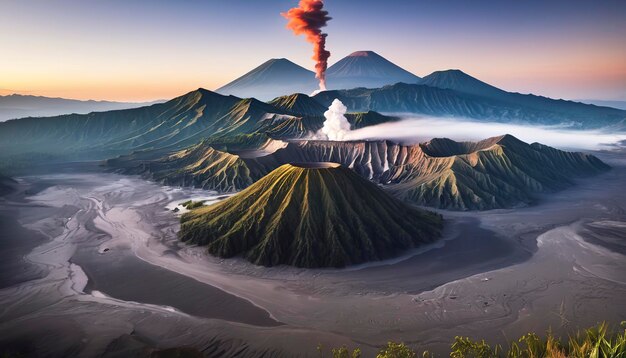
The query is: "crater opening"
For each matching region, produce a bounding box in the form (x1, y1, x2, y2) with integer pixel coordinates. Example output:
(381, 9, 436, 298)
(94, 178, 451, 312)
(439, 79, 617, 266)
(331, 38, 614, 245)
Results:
(290, 162, 341, 169)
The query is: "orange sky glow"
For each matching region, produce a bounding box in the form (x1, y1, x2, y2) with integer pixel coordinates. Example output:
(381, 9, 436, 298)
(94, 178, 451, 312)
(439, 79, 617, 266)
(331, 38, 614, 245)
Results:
(1, 1, 624, 102)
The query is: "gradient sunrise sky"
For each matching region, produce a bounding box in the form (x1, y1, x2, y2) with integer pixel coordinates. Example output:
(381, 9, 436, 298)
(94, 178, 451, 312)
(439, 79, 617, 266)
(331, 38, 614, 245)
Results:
(1, 0, 625, 102)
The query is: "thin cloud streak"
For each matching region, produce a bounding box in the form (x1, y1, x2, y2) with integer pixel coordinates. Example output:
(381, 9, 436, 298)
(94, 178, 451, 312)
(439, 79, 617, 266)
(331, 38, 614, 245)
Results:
(343, 117, 626, 151)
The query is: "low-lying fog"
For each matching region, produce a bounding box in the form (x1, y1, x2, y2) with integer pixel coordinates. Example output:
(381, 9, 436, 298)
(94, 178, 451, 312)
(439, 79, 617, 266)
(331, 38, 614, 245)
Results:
(342, 116, 626, 151)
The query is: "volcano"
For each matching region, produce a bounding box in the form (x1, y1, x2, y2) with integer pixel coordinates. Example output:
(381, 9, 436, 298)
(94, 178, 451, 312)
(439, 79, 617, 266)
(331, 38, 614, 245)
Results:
(419, 69, 505, 98)
(216, 51, 422, 99)
(179, 163, 442, 268)
(216, 58, 318, 100)
(326, 51, 420, 90)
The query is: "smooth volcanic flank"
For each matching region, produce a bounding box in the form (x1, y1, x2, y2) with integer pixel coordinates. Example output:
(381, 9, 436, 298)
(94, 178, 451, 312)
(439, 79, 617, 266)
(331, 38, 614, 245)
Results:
(179, 163, 443, 268)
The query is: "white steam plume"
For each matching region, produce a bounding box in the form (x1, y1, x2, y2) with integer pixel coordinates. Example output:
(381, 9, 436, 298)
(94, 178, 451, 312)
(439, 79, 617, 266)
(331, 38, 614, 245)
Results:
(319, 99, 351, 140)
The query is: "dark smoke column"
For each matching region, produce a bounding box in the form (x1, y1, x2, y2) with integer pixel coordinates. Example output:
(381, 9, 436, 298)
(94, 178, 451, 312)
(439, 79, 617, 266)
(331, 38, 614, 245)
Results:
(281, 0, 331, 91)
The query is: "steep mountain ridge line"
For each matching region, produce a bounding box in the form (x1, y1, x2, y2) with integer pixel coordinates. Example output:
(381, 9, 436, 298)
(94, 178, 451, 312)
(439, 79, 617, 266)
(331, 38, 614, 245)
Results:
(312, 82, 626, 128)
(325, 50, 421, 90)
(216, 58, 319, 101)
(108, 134, 610, 210)
(418, 69, 505, 98)
(419, 69, 626, 114)
(419, 135, 511, 157)
(268, 93, 327, 116)
(0, 87, 399, 164)
(0, 93, 163, 122)
(0, 88, 250, 157)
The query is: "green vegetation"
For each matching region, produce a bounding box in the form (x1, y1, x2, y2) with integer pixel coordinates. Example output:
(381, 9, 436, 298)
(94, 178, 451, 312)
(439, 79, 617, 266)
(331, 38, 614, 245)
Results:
(319, 344, 363, 358)
(376, 342, 418, 358)
(179, 200, 205, 210)
(180, 163, 442, 268)
(321, 322, 626, 358)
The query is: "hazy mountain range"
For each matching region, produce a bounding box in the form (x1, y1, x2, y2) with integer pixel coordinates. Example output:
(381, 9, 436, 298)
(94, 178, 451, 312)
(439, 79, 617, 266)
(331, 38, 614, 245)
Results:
(3, 50, 624, 131)
(313, 81, 625, 128)
(0, 50, 617, 212)
(217, 50, 625, 118)
(217, 51, 421, 100)
(0, 94, 163, 122)
(0, 89, 394, 161)
(216, 51, 625, 128)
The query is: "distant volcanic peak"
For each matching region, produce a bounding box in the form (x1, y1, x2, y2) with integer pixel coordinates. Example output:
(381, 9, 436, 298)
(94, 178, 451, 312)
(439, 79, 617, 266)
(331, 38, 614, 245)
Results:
(261, 58, 304, 69)
(179, 162, 442, 268)
(422, 69, 478, 83)
(437, 69, 464, 74)
(420, 69, 503, 96)
(325, 51, 420, 89)
(215, 57, 318, 100)
(247, 58, 315, 78)
(348, 50, 378, 57)
(229, 58, 312, 82)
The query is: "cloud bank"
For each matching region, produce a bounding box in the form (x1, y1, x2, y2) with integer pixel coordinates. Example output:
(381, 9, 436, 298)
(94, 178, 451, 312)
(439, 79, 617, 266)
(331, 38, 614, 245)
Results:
(342, 116, 626, 151)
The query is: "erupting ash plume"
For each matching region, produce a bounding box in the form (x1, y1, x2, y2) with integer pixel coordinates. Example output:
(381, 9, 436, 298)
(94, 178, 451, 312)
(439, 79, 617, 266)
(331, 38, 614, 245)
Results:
(281, 0, 331, 90)
(320, 99, 351, 140)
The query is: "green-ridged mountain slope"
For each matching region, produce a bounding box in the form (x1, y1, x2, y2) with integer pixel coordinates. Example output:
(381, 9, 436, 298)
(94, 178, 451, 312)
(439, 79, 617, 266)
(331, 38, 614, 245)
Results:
(179, 163, 442, 268)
